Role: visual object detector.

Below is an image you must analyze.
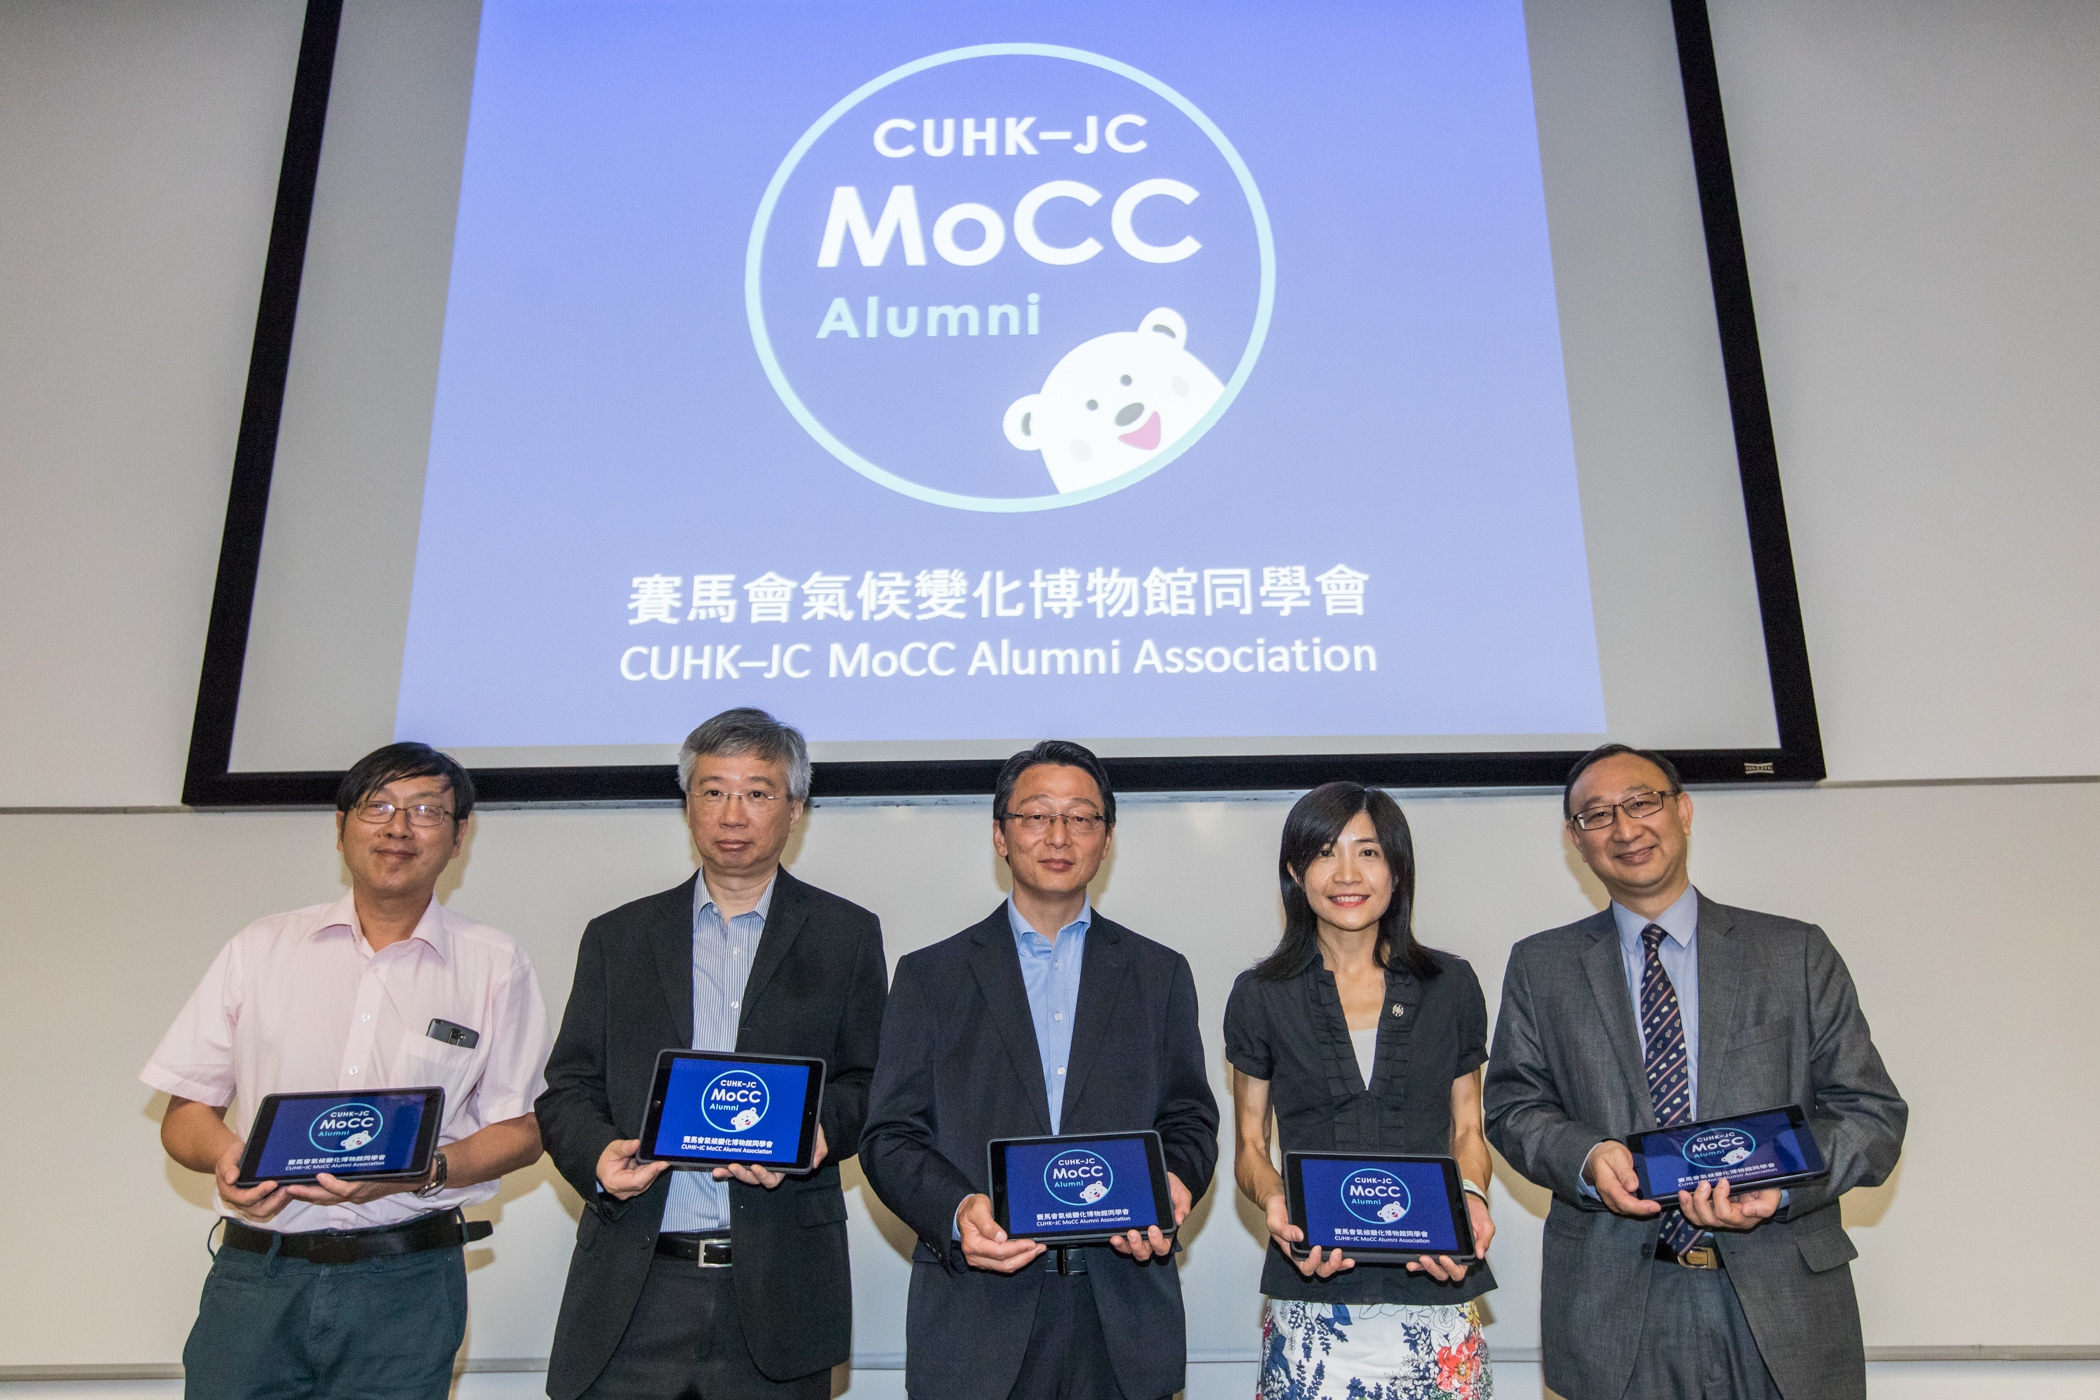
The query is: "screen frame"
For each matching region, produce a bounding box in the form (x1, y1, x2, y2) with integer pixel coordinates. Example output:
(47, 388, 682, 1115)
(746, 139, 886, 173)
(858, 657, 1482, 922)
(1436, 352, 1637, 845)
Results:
(234, 1085, 446, 1187)
(988, 1130, 1174, 1247)
(636, 1049, 827, 1171)
(1283, 1151, 1478, 1264)
(1624, 1102, 1830, 1200)
(182, 0, 1823, 806)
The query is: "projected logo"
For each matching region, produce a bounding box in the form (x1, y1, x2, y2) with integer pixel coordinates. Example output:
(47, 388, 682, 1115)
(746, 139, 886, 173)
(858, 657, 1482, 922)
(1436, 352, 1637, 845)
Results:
(1682, 1126, 1757, 1170)
(700, 1072, 769, 1134)
(749, 45, 1274, 512)
(309, 1102, 383, 1154)
(1043, 1148, 1115, 1206)
(1341, 1167, 1412, 1225)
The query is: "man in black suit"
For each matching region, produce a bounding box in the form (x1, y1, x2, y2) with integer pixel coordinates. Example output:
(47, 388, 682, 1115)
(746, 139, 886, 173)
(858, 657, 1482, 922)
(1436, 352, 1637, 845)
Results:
(537, 708, 888, 1400)
(861, 740, 1219, 1400)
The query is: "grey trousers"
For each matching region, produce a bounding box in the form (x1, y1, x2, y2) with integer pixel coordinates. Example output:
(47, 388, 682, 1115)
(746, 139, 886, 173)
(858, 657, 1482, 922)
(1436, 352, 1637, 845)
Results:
(1623, 1265, 1783, 1400)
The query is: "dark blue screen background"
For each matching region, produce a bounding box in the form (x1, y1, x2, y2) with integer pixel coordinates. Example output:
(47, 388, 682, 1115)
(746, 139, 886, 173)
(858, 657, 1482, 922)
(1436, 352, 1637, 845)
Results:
(1000, 1135, 1160, 1236)
(652, 1057, 815, 1165)
(253, 1092, 429, 1178)
(1637, 1109, 1817, 1196)
(1298, 1157, 1464, 1254)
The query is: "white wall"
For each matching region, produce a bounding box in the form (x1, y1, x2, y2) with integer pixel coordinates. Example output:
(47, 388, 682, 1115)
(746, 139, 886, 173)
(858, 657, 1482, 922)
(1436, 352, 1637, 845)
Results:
(3, 0, 2097, 1393)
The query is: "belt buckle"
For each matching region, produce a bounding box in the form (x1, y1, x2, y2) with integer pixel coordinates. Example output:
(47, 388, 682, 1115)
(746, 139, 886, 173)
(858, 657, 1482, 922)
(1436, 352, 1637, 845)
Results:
(698, 1240, 733, 1268)
(1676, 1242, 1721, 1270)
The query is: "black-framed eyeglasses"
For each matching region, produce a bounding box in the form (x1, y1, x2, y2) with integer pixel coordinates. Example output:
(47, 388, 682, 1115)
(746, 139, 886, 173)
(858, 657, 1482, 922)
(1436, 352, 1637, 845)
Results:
(996, 810, 1108, 835)
(353, 801, 454, 828)
(1568, 789, 1679, 832)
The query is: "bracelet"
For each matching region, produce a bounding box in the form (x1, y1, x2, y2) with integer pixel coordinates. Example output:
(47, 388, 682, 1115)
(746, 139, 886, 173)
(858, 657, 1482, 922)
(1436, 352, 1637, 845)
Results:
(1460, 1178, 1489, 1204)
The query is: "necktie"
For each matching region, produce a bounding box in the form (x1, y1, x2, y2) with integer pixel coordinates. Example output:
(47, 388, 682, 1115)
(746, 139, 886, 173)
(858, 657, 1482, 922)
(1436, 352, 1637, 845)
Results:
(1640, 924, 1702, 1255)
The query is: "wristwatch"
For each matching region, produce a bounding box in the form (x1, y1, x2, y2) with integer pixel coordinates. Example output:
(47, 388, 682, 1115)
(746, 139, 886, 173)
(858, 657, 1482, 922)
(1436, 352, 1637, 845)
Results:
(415, 1151, 450, 1198)
(1460, 1178, 1489, 1205)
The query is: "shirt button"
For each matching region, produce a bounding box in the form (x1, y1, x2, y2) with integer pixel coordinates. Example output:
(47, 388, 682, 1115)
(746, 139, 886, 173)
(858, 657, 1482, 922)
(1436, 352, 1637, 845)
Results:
(361, 1014, 371, 1022)
(1054, 1012, 1063, 1022)
(1056, 1067, 1065, 1075)
(731, 1001, 739, 1010)
(348, 1067, 358, 1075)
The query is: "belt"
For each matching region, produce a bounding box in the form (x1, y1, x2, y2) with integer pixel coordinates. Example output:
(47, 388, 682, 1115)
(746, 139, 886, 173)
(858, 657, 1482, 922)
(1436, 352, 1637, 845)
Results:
(656, 1230, 733, 1267)
(1656, 1231, 1724, 1270)
(219, 1211, 490, 1266)
(1041, 1246, 1088, 1275)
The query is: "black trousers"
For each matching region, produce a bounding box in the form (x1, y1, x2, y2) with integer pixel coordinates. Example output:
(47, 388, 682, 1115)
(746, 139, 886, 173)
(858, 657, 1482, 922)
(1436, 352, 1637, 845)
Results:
(1003, 1270, 1144, 1400)
(581, 1256, 831, 1400)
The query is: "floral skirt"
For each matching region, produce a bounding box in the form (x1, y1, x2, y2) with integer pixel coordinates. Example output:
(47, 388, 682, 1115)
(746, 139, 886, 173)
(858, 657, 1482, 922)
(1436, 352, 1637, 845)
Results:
(1258, 1297, 1491, 1400)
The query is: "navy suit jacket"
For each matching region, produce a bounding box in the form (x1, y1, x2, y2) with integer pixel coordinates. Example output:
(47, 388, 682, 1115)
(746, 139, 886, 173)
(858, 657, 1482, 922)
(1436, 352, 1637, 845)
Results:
(860, 905, 1219, 1400)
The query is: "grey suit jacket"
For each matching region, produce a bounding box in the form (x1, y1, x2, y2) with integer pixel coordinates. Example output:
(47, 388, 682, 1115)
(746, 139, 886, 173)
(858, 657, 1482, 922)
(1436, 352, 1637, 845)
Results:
(1484, 896, 1906, 1400)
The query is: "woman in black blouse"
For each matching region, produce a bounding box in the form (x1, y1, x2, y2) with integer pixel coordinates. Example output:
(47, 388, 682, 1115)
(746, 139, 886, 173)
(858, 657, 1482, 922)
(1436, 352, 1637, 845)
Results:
(1225, 782, 1496, 1400)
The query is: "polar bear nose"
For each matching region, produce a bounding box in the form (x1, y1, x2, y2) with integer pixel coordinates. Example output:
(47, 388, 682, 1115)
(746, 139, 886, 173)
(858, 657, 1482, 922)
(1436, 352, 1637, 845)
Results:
(1114, 401, 1146, 427)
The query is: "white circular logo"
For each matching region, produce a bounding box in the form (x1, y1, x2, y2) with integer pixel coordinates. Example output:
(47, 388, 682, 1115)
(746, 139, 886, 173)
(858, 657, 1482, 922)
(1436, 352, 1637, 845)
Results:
(701, 1071, 769, 1134)
(309, 1102, 383, 1155)
(748, 45, 1274, 512)
(1341, 1167, 1411, 1225)
(1043, 1148, 1115, 1207)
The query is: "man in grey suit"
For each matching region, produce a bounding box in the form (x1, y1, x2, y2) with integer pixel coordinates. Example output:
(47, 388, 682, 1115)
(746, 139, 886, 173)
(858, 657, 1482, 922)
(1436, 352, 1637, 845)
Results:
(1485, 744, 1906, 1400)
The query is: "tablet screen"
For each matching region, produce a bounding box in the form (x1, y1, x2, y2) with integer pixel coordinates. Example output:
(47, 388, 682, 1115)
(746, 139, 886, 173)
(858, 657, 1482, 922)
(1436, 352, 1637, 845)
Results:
(1297, 1156, 1468, 1256)
(999, 1135, 1163, 1238)
(1633, 1107, 1823, 1197)
(647, 1054, 821, 1167)
(250, 1091, 435, 1181)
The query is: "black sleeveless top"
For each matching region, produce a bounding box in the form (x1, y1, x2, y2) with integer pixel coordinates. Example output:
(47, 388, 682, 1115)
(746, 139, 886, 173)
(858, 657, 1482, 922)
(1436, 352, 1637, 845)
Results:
(1223, 947, 1496, 1305)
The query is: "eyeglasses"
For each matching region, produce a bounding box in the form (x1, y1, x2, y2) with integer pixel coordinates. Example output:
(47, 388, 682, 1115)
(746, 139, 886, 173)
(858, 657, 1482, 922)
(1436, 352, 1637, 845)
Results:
(691, 787, 783, 808)
(353, 801, 454, 828)
(1568, 789, 1679, 832)
(997, 810, 1108, 835)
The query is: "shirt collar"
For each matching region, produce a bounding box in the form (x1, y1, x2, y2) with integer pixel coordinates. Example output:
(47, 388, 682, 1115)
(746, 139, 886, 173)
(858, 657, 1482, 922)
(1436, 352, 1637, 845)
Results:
(697, 873, 776, 924)
(1612, 885, 1700, 952)
(315, 889, 451, 961)
(1006, 894, 1092, 946)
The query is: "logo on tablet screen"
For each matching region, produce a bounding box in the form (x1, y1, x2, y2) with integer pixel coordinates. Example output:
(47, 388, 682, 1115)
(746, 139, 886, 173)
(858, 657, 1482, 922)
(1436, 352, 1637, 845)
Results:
(748, 45, 1274, 512)
(309, 1102, 383, 1155)
(701, 1071, 769, 1134)
(1341, 1167, 1412, 1225)
(1682, 1126, 1757, 1170)
(1044, 1148, 1114, 1206)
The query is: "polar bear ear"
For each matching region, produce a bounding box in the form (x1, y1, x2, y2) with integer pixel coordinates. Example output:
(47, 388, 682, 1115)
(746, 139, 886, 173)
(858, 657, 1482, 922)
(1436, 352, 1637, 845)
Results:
(1003, 393, 1044, 452)
(1139, 307, 1188, 346)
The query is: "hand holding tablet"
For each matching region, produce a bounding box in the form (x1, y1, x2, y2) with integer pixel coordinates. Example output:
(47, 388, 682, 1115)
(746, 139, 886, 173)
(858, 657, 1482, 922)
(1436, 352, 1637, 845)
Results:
(1284, 1153, 1483, 1277)
(988, 1131, 1178, 1254)
(638, 1050, 828, 1175)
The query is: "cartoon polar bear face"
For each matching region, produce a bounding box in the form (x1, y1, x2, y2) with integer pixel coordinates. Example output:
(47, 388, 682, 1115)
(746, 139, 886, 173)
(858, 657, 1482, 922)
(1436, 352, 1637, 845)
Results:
(1003, 308, 1226, 495)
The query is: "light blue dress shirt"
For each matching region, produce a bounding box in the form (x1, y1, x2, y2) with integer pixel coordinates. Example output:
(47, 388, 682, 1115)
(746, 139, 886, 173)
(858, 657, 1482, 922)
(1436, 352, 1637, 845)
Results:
(1612, 885, 1701, 1103)
(661, 876, 773, 1233)
(1008, 895, 1091, 1134)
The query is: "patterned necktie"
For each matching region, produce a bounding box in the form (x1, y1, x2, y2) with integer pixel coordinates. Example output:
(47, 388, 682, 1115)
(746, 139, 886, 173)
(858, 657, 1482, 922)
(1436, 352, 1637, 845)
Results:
(1640, 924, 1702, 1254)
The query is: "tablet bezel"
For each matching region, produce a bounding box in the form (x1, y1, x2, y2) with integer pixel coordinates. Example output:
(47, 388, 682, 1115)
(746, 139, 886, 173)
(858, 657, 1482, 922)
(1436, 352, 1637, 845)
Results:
(1625, 1103, 1829, 1201)
(636, 1049, 827, 1171)
(1283, 1151, 1479, 1265)
(234, 1086, 446, 1187)
(988, 1130, 1175, 1248)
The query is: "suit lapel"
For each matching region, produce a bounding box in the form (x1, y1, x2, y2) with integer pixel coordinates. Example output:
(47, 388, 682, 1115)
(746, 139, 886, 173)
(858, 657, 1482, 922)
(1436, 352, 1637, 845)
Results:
(651, 874, 700, 1048)
(1579, 911, 1652, 1127)
(969, 907, 1054, 1135)
(1692, 895, 1743, 1119)
(738, 869, 809, 1035)
(1058, 916, 1131, 1126)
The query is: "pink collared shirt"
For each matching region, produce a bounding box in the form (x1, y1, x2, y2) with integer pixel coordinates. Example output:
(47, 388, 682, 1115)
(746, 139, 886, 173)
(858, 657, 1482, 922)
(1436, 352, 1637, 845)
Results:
(141, 890, 551, 1232)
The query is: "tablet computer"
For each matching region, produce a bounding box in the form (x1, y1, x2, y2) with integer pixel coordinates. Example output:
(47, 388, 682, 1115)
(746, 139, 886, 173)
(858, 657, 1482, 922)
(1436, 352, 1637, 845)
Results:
(235, 1087, 446, 1187)
(1626, 1104, 1828, 1200)
(989, 1131, 1174, 1247)
(1284, 1152, 1478, 1264)
(638, 1050, 826, 1171)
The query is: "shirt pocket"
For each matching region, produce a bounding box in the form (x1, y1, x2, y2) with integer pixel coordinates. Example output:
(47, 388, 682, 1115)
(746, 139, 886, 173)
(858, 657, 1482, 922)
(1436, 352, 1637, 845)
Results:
(396, 1030, 480, 1122)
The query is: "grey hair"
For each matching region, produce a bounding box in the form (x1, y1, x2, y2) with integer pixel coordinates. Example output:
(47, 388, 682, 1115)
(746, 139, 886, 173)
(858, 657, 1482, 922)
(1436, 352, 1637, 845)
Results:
(677, 708, 812, 803)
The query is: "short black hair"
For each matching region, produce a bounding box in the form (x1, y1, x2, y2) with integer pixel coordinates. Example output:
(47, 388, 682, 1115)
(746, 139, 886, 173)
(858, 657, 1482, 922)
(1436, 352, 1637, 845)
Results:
(1562, 743, 1683, 819)
(336, 742, 475, 824)
(993, 740, 1116, 827)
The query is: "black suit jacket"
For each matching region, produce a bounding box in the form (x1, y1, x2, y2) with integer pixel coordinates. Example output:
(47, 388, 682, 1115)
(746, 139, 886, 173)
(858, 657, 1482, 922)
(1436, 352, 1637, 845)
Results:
(536, 868, 888, 1399)
(860, 906, 1220, 1400)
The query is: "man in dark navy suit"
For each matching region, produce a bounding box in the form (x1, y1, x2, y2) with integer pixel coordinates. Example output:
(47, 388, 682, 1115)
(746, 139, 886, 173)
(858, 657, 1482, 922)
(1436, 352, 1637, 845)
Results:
(861, 740, 1219, 1400)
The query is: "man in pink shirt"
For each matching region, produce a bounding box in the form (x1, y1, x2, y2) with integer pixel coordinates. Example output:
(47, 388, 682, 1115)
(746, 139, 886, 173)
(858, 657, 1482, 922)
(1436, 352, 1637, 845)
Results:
(142, 743, 552, 1400)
